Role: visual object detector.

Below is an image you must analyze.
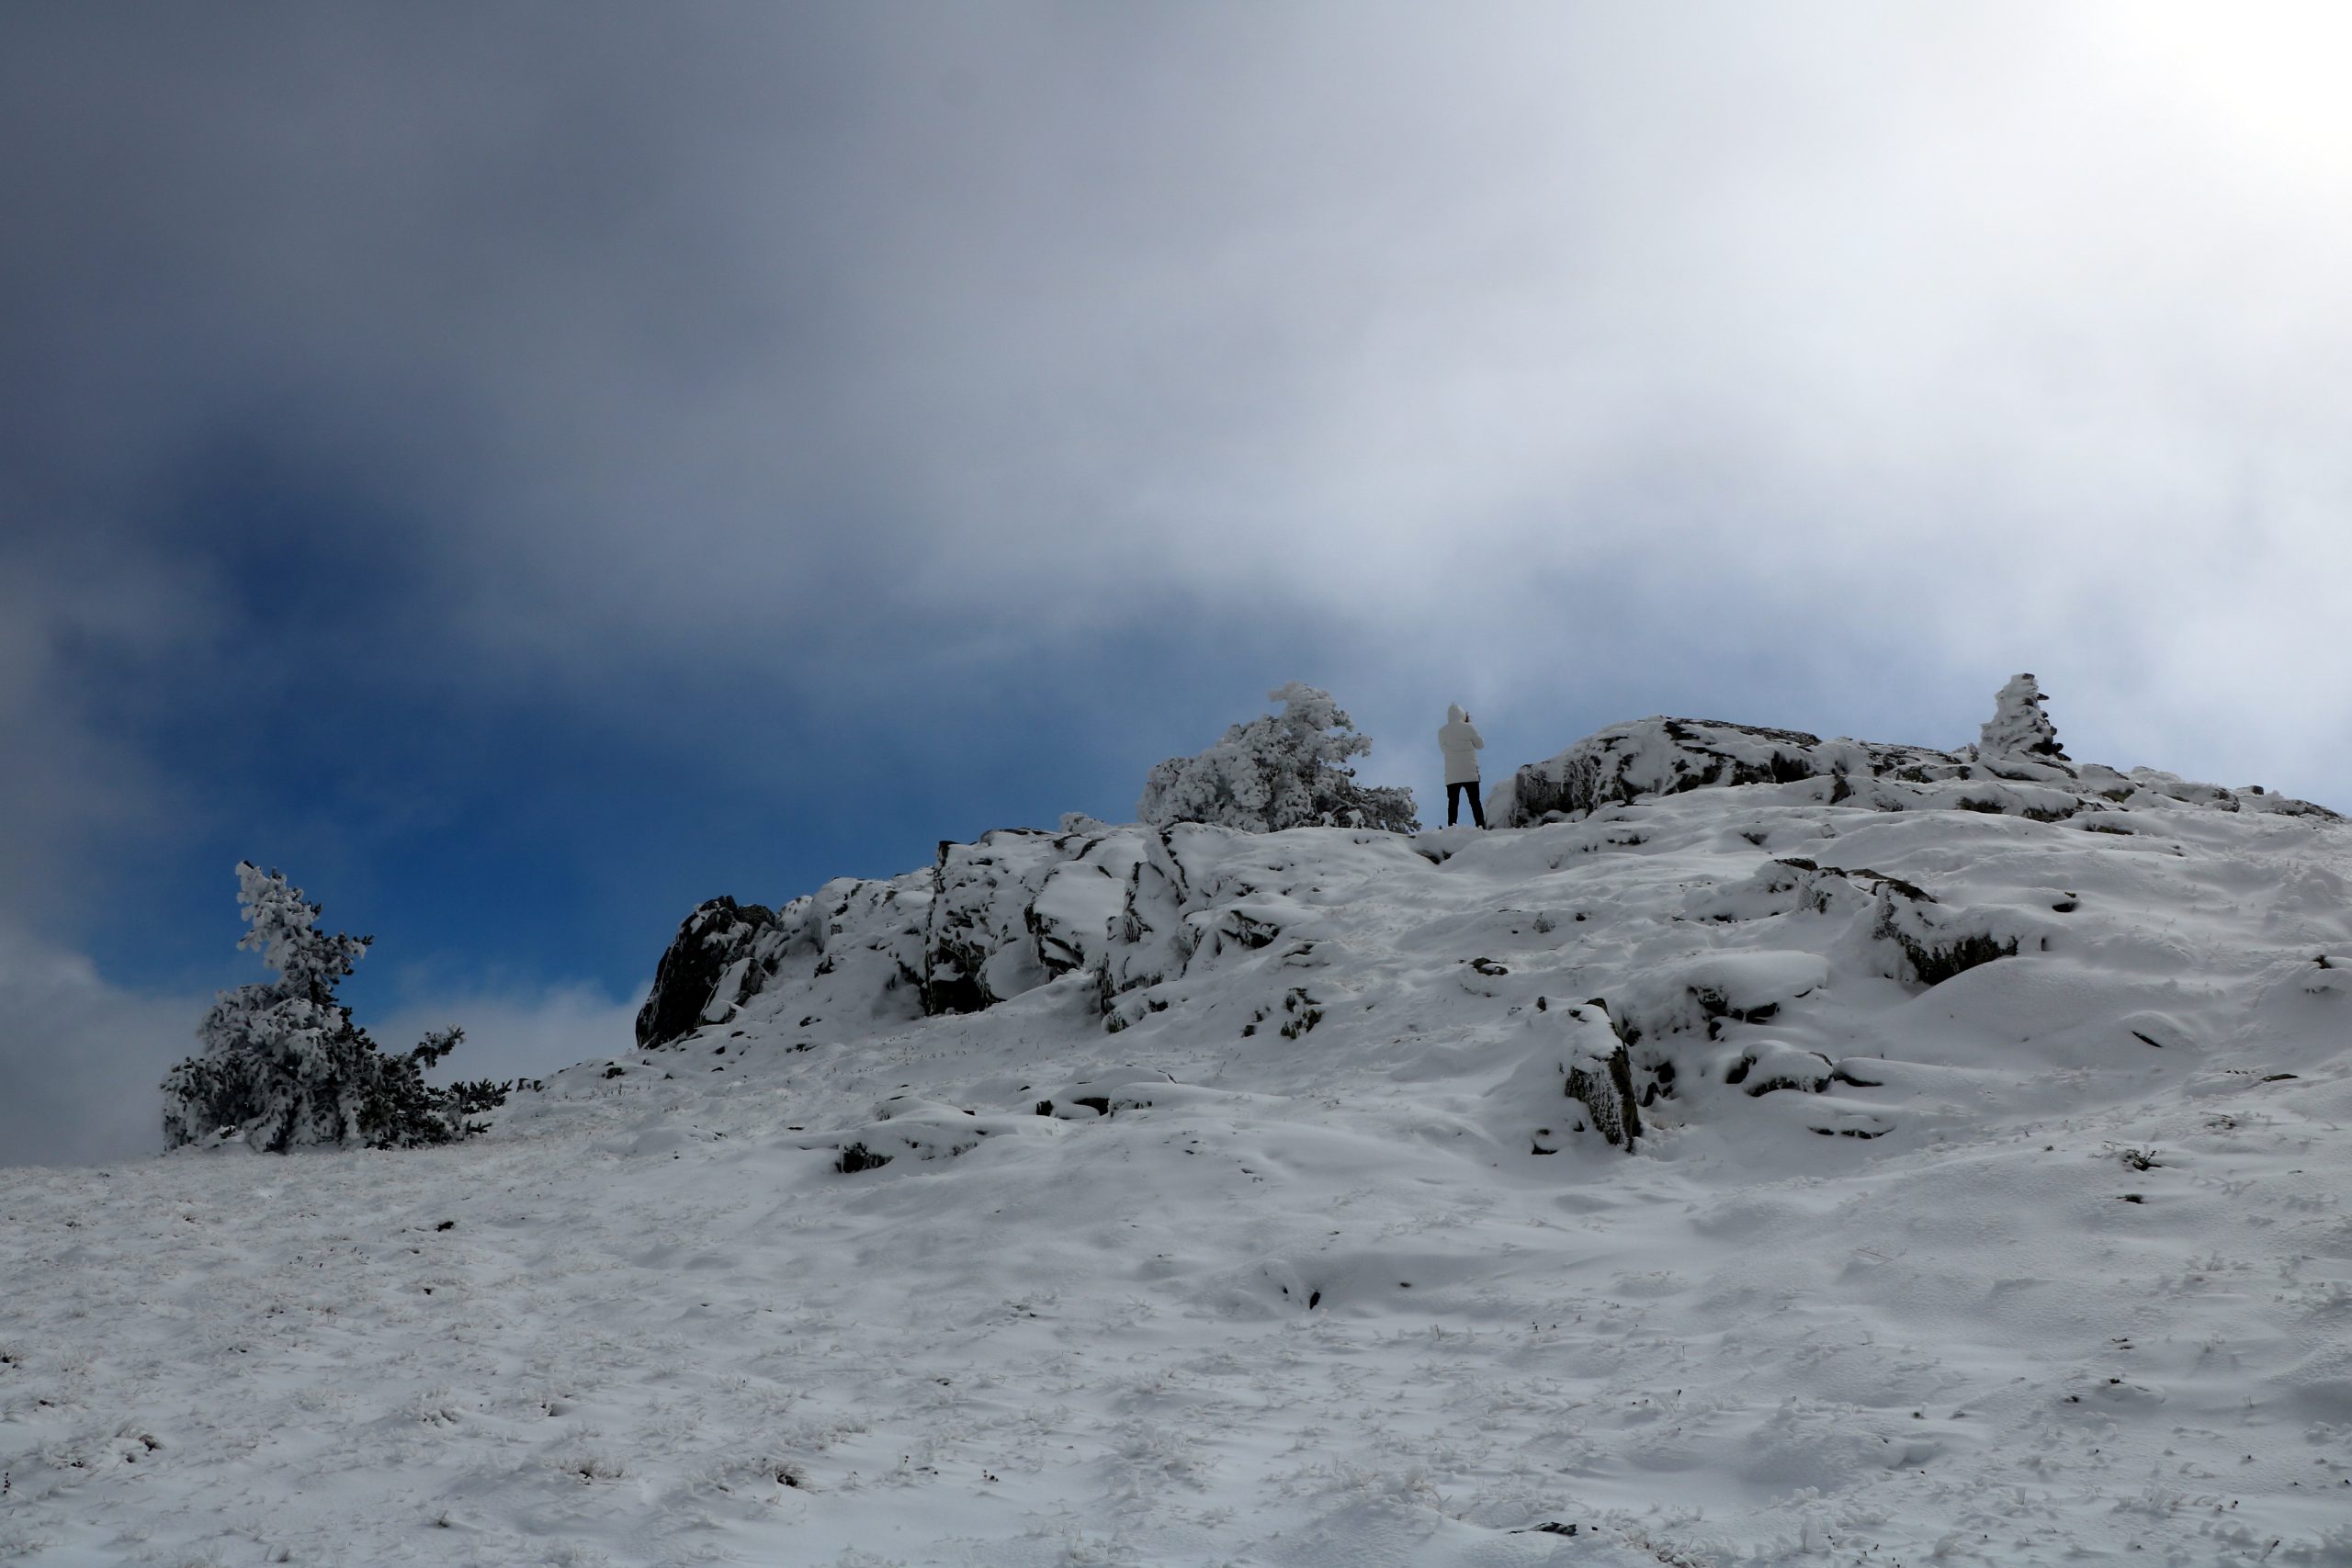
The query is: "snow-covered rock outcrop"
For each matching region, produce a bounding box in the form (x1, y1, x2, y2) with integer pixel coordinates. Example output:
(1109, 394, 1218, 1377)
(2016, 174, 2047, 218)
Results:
(1486, 716, 1927, 825)
(634, 895, 790, 1052)
(1487, 714, 2334, 829)
(639, 819, 1437, 1048)
(637, 715, 2340, 1167)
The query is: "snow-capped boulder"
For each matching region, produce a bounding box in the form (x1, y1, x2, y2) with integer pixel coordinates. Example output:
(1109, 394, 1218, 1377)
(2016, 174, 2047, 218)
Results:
(1487, 717, 1954, 828)
(1866, 878, 2032, 987)
(1608, 950, 1833, 1046)
(635, 897, 784, 1049)
(1691, 853, 2031, 992)
(1028, 836, 1140, 979)
(1721, 1038, 1838, 1097)
(637, 873, 935, 1049)
(1485, 994, 1646, 1152)
(898, 823, 1155, 1019)
(1092, 825, 1204, 1008)
(923, 829, 1069, 1015)
(1557, 999, 1643, 1150)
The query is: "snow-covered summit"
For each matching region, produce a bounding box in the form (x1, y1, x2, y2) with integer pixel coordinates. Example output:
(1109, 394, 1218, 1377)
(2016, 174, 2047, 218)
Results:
(6, 712, 2350, 1565)
(639, 714, 2336, 1102)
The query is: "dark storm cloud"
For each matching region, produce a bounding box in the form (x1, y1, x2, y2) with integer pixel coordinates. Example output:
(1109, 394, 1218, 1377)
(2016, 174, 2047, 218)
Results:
(10, 6, 2347, 647)
(10, 5, 2346, 751)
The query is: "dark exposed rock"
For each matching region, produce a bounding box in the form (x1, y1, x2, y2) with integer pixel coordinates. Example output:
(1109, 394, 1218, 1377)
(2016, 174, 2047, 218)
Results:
(1560, 1000, 1644, 1151)
(636, 897, 782, 1050)
(1690, 987, 1778, 1036)
(1214, 910, 1282, 953)
(1843, 867, 1934, 905)
(1566, 1047, 1642, 1150)
(1724, 1043, 1836, 1096)
(1743, 1065, 1831, 1098)
(1888, 928, 2018, 987)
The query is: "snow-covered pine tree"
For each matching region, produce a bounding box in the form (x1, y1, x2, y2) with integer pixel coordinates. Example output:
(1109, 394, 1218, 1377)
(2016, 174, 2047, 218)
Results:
(1137, 682, 1420, 833)
(161, 863, 506, 1152)
(1978, 672, 2068, 761)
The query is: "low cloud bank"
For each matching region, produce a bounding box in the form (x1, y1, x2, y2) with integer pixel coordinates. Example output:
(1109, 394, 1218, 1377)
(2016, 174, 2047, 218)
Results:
(0, 927, 204, 1168)
(375, 981, 644, 1089)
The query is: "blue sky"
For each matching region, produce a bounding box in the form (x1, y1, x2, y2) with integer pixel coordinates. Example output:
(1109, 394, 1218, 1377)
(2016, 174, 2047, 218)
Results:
(6, 3, 2350, 1165)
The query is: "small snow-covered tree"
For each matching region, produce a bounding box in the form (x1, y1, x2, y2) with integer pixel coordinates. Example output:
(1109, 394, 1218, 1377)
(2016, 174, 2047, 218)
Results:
(1137, 682, 1420, 833)
(1978, 672, 2068, 761)
(161, 863, 505, 1153)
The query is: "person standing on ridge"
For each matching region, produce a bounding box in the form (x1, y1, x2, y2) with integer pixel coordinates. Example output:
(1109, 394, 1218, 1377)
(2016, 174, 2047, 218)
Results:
(1439, 703, 1486, 828)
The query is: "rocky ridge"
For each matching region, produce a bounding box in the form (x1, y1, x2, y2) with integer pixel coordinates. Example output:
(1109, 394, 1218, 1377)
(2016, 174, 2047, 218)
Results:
(635, 716, 2337, 1158)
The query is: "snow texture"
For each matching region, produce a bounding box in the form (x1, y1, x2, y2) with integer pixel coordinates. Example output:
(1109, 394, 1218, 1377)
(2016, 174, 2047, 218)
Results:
(1137, 681, 1419, 834)
(9, 723, 2352, 1566)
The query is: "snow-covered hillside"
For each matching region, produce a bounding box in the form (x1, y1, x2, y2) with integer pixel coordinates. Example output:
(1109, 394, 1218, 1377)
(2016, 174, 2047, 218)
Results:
(6, 718, 2351, 1566)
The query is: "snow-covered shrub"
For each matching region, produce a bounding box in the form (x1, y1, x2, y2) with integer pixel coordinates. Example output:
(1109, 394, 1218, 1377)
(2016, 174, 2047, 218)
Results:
(1978, 672, 2068, 761)
(1137, 682, 1419, 834)
(160, 863, 508, 1152)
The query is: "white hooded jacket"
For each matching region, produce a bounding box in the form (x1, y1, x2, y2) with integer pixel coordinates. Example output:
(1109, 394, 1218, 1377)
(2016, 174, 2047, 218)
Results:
(1438, 705, 1484, 786)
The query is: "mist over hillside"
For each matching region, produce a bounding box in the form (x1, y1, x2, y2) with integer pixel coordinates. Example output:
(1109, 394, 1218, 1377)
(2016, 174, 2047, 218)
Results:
(5, 709, 2349, 1566)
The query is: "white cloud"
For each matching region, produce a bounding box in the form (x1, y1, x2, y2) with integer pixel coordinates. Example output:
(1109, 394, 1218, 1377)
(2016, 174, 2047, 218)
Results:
(0, 924, 205, 1168)
(373, 982, 645, 1089)
(13, 6, 2350, 687)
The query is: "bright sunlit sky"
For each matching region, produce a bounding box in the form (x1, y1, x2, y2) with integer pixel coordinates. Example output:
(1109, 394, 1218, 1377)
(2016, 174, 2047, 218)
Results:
(5, 2, 2348, 1165)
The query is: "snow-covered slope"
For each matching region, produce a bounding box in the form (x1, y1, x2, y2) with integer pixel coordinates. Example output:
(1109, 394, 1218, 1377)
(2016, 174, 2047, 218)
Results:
(6, 720, 2351, 1567)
